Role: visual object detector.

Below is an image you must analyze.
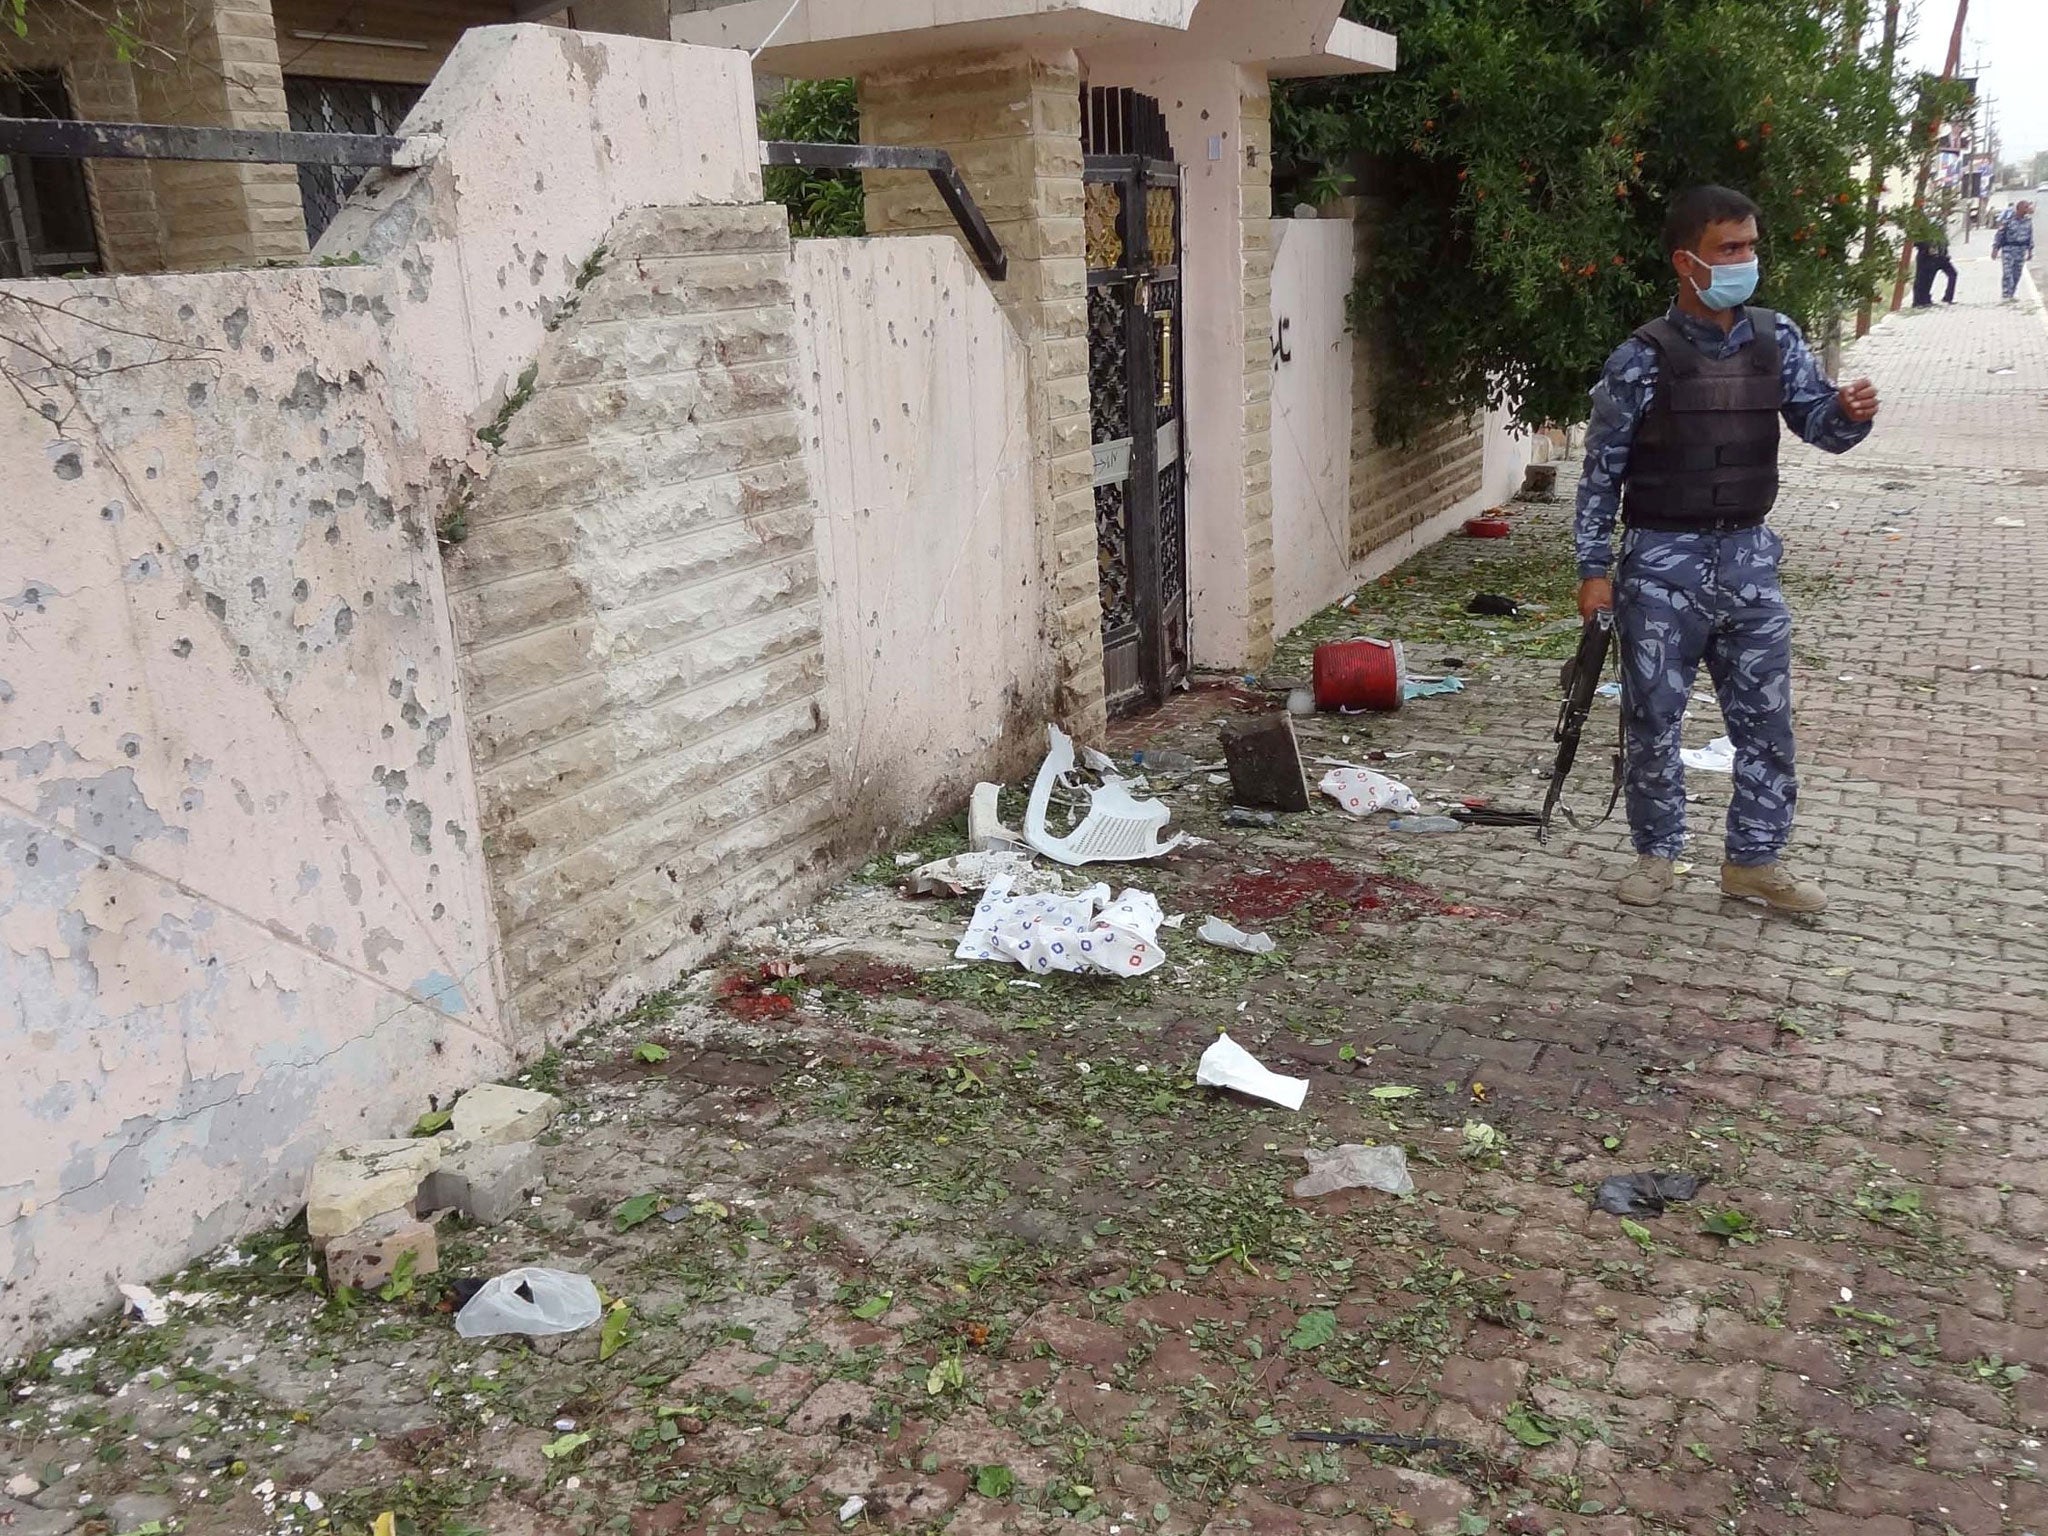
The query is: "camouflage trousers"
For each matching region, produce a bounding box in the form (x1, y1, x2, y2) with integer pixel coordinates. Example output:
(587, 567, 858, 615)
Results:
(1616, 524, 1797, 866)
(2003, 248, 2029, 300)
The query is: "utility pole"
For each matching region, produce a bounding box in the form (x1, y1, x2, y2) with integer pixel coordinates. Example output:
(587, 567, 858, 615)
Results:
(1890, 0, 1970, 312)
(1856, 0, 1902, 337)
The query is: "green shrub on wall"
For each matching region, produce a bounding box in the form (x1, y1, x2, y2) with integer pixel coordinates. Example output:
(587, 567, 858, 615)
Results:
(1274, 0, 1930, 444)
(760, 77, 866, 238)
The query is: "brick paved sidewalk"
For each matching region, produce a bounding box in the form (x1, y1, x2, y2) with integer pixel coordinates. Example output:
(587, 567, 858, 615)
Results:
(4, 264, 2045, 1536)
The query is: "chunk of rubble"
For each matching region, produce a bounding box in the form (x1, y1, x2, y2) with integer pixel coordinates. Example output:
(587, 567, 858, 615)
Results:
(421, 1139, 545, 1225)
(451, 1082, 561, 1147)
(324, 1208, 440, 1291)
(908, 850, 1060, 898)
(306, 1138, 443, 1243)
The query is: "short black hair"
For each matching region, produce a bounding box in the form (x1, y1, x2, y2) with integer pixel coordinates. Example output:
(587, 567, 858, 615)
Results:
(1663, 185, 1761, 256)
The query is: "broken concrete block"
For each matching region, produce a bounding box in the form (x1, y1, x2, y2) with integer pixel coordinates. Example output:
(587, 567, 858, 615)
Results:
(420, 1139, 545, 1225)
(451, 1083, 561, 1147)
(305, 1138, 443, 1243)
(1220, 714, 1312, 813)
(324, 1209, 440, 1292)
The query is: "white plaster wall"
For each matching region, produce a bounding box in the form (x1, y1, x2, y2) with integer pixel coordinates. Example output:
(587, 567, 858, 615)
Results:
(793, 237, 1050, 841)
(1269, 216, 1355, 635)
(0, 25, 762, 1352)
(1267, 217, 1534, 638)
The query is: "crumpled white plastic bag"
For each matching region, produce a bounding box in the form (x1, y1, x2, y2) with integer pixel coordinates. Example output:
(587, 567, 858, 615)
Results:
(956, 876, 1165, 977)
(1319, 767, 1422, 816)
(1196, 1032, 1309, 1110)
(1197, 916, 1277, 955)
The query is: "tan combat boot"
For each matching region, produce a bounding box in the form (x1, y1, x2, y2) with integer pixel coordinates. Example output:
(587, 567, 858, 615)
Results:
(1618, 855, 1677, 907)
(1720, 861, 1828, 914)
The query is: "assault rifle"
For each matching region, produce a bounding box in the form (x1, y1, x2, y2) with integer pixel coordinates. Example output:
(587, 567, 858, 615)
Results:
(1537, 610, 1622, 843)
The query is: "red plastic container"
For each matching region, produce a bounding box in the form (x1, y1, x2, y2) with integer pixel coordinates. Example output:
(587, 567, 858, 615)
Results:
(1463, 516, 1512, 538)
(1313, 637, 1406, 712)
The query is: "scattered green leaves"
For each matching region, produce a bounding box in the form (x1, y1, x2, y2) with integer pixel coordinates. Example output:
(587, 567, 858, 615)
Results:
(1699, 1207, 1761, 1245)
(1618, 1218, 1655, 1253)
(1970, 1354, 2027, 1386)
(614, 1193, 666, 1231)
(378, 1248, 420, 1304)
(1504, 1403, 1561, 1447)
(1287, 1309, 1339, 1351)
(541, 1431, 591, 1460)
(973, 1465, 1016, 1499)
(926, 1350, 966, 1397)
(1369, 1084, 1421, 1100)
(632, 1042, 671, 1064)
(410, 1109, 452, 1137)
(850, 1293, 893, 1321)
(1459, 1120, 1503, 1159)
(599, 1301, 631, 1361)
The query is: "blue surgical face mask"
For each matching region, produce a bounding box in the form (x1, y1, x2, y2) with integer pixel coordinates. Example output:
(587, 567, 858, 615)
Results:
(1685, 250, 1760, 311)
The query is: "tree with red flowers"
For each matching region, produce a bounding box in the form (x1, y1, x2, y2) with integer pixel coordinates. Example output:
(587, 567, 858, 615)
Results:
(1274, 0, 1930, 442)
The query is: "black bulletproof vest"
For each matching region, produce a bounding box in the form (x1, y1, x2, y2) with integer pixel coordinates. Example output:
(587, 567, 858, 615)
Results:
(1621, 306, 1783, 530)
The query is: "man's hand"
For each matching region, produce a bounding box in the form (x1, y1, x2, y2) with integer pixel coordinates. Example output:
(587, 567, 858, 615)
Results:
(1838, 377, 1880, 423)
(1577, 577, 1614, 622)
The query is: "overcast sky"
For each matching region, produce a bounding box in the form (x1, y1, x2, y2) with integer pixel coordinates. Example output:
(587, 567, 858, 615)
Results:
(1902, 0, 2048, 163)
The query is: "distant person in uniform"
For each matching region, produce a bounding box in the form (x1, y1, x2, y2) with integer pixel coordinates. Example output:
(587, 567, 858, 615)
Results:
(1995, 201, 2035, 302)
(1913, 237, 1959, 307)
(1573, 186, 1881, 913)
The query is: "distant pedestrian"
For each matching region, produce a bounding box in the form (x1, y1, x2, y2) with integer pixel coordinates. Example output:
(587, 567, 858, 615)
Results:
(1574, 185, 1880, 913)
(1913, 238, 1958, 306)
(1995, 202, 2035, 301)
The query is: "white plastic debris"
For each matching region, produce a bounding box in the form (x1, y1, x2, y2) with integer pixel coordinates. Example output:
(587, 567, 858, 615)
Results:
(839, 1496, 867, 1524)
(454, 1268, 604, 1339)
(957, 876, 1166, 977)
(1196, 1032, 1309, 1111)
(1680, 736, 1736, 773)
(119, 1284, 169, 1327)
(49, 1346, 95, 1376)
(968, 782, 1023, 851)
(1025, 725, 1184, 866)
(1994, 515, 2028, 529)
(908, 850, 1059, 897)
(1197, 917, 1277, 955)
(1318, 766, 1422, 817)
(1295, 1144, 1415, 1198)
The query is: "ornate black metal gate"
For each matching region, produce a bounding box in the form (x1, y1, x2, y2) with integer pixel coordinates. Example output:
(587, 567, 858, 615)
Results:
(1083, 87, 1187, 717)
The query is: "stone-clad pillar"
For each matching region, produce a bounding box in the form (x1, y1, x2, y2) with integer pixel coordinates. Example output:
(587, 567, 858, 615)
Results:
(857, 51, 1105, 736)
(129, 0, 308, 269)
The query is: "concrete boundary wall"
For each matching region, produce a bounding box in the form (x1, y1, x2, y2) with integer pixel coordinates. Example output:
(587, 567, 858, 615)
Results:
(0, 25, 762, 1351)
(1268, 214, 1531, 636)
(795, 237, 1050, 842)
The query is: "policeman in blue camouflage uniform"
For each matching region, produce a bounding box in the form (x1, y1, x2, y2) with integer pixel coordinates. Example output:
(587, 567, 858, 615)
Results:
(1994, 201, 2034, 302)
(1574, 186, 1881, 912)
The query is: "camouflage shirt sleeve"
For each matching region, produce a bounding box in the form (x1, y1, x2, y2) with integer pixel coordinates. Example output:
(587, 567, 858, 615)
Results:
(1775, 314, 1872, 453)
(1573, 337, 1657, 579)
